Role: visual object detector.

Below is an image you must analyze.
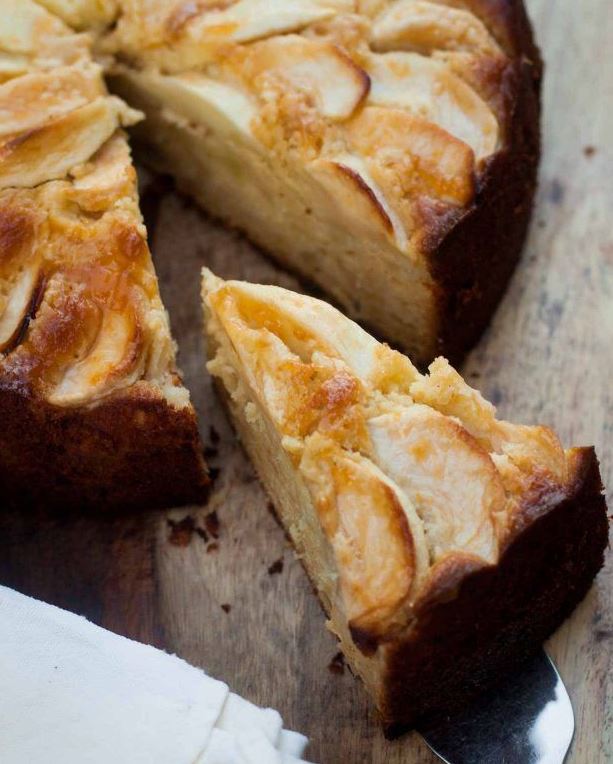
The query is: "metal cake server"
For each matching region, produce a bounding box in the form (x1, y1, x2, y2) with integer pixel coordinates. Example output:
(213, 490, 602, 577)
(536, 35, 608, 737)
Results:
(419, 651, 574, 764)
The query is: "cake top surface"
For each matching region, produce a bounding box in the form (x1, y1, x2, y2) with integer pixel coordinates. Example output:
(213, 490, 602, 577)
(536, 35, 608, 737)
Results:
(0, 0, 187, 409)
(203, 270, 575, 645)
(52, 0, 523, 260)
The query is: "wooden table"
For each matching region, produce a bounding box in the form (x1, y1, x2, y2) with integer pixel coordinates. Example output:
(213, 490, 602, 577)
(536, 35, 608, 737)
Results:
(0, 1, 610, 761)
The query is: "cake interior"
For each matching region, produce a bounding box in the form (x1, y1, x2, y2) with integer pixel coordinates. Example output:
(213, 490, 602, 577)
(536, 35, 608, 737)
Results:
(203, 277, 391, 708)
(109, 66, 439, 362)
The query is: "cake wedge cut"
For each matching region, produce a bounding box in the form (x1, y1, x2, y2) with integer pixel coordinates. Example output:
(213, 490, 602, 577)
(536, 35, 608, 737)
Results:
(201, 268, 608, 732)
(0, 0, 208, 512)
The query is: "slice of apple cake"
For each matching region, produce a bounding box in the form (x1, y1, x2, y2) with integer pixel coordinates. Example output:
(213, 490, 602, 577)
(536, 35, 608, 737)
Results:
(94, 0, 542, 365)
(202, 268, 608, 731)
(0, 0, 208, 512)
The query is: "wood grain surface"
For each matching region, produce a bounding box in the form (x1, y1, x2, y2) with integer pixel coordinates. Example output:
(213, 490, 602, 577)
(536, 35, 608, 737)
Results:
(0, 1, 611, 762)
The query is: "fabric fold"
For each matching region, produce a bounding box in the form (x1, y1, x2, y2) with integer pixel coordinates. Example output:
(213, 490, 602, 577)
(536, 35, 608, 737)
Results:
(0, 586, 312, 764)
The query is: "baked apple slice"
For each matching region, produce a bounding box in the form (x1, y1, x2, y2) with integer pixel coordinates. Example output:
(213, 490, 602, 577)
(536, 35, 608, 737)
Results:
(366, 51, 498, 161)
(238, 35, 370, 120)
(105, 0, 355, 71)
(371, 0, 501, 57)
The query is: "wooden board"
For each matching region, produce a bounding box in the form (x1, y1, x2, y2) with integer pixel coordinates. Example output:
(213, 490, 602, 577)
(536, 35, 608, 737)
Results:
(0, 1, 610, 761)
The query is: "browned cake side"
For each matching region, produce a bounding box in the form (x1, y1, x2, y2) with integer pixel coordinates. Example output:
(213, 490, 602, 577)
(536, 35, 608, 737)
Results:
(429, 0, 542, 363)
(0, 388, 207, 513)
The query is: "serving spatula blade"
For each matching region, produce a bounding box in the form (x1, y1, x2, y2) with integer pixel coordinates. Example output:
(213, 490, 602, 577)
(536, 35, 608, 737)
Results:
(419, 651, 574, 764)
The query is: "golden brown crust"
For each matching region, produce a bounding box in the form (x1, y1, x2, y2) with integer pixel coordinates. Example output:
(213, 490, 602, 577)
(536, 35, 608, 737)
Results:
(0, 384, 207, 513)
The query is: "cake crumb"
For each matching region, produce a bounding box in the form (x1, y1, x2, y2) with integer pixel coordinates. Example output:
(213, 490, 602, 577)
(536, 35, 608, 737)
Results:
(268, 558, 284, 575)
(583, 145, 596, 157)
(196, 527, 209, 543)
(206, 542, 219, 554)
(205, 510, 220, 538)
(167, 516, 195, 547)
(221, 603, 231, 614)
(328, 652, 345, 675)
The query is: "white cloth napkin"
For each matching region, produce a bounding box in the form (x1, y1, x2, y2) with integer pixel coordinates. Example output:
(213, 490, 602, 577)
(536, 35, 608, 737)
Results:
(0, 586, 311, 763)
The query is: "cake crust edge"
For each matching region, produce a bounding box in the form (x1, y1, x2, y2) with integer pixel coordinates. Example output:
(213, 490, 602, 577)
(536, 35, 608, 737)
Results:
(381, 446, 608, 735)
(0, 385, 209, 513)
(428, 0, 543, 364)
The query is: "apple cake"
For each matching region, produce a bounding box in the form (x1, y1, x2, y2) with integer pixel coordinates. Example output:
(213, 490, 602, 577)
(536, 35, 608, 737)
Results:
(202, 269, 608, 732)
(82, 0, 545, 365)
(0, 0, 208, 512)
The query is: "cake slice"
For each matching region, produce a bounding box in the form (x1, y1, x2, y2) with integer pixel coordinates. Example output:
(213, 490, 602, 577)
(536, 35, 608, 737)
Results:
(201, 269, 608, 731)
(90, 0, 542, 365)
(0, 0, 207, 512)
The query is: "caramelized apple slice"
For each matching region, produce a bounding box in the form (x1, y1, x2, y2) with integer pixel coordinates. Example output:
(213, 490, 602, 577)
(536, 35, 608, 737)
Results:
(0, 96, 140, 188)
(244, 35, 370, 120)
(207, 282, 366, 444)
(347, 106, 476, 206)
(0, 64, 104, 138)
(310, 153, 409, 251)
(0, 198, 41, 354)
(367, 404, 503, 561)
(300, 433, 429, 640)
(48, 299, 144, 406)
(176, 0, 354, 45)
(0, 52, 31, 83)
(371, 0, 501, 57)
(0, 0, 70, 56)
(367, 52, 498, 160)
(34, 0, 118, 30)
(0, 36, 92, 82)
(6, 260, 146, 407)
(69, 133, 138, 214)
(204, 269, 418, 393)
(0, 262, 41, 353)
(116, 0, 355, 71)
(410, 358, 568, 485)
(0, 1, 91, 76)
